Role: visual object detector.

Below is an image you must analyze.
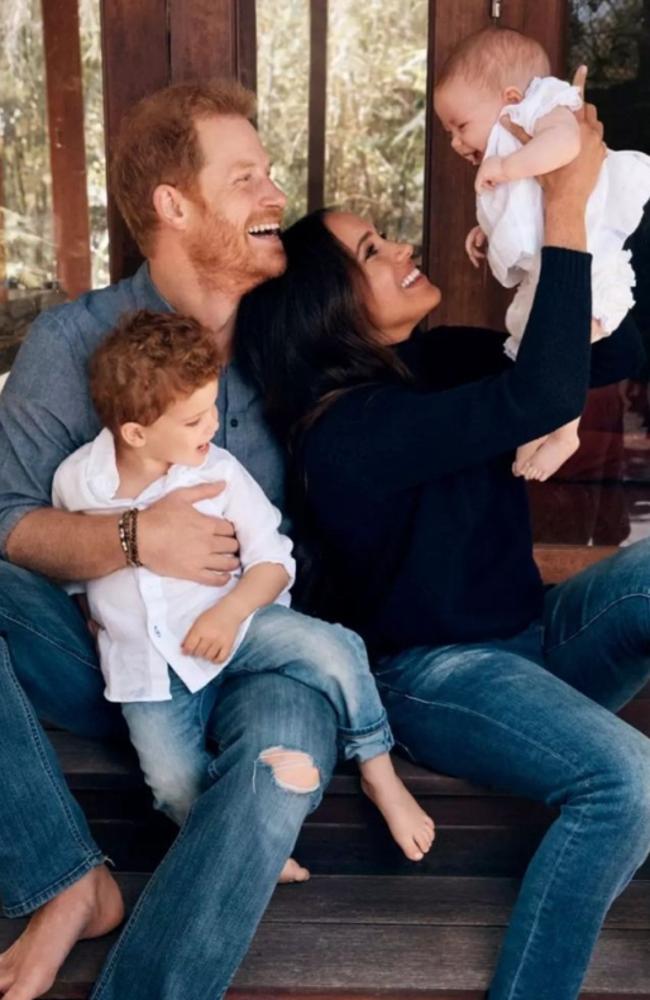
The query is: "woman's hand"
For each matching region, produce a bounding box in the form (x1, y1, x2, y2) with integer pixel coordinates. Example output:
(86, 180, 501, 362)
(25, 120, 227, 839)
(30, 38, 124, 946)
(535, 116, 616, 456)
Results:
(501, 66, 605, 251)
(500, 66, 605, 210)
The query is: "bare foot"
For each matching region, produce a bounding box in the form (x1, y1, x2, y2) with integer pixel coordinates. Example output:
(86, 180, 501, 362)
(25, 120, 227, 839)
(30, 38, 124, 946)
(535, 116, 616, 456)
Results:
(0, 865, 124, 1000)
(519, 432, 580, 482)
(360, 757, 435, 862)
(278, 857, 310, 883)
(512, 435, 549, 477)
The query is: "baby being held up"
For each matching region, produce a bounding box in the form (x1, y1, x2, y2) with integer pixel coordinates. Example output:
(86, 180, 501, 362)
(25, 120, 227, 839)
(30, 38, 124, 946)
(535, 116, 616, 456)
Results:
(434, 27, 650, 481)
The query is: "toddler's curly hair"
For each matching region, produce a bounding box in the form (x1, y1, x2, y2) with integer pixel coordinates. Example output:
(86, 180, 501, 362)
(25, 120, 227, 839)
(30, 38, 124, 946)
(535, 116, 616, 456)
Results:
(90, 310, 222, 435)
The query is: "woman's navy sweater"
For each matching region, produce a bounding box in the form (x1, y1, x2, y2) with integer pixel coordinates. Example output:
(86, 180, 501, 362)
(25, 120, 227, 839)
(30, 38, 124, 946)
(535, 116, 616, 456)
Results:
(299, 248, 644, 655)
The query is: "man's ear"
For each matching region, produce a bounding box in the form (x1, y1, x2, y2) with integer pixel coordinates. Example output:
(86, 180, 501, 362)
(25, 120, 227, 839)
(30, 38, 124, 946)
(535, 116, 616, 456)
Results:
(502, 86, 524, 106)
(152, 183, 190, 232)
(120, 422, 147, 448)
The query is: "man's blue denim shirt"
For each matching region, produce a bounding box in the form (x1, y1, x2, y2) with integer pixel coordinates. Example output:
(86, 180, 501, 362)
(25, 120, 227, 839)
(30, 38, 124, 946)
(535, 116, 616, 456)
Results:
(0, 263, 286, 556)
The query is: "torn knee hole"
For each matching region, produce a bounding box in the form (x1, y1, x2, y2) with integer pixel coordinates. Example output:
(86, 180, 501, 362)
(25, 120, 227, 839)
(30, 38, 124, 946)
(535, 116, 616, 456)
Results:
(259, 747, 320, 793)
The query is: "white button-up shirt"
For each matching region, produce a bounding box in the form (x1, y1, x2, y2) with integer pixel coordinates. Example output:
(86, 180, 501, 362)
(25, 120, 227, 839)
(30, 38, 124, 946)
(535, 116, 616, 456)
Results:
(52, 429, 295, 702)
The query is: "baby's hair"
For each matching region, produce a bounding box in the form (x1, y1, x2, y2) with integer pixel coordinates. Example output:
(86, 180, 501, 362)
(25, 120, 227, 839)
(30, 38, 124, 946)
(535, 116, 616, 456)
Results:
(90, 310, 222, 435)
(436, 27, 551, 94)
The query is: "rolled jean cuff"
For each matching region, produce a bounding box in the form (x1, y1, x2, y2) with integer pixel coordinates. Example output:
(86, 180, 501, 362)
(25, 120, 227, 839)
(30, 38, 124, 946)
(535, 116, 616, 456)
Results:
(338, 712, 395, 763)
(1, 850, 108, 918)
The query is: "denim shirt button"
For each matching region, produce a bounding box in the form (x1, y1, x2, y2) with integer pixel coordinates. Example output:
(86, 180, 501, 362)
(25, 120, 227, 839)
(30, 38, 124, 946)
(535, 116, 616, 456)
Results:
(230, 418, 239, 428)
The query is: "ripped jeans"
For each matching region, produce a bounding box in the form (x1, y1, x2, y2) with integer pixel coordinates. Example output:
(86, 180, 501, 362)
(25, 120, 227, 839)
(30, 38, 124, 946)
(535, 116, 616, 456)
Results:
(122, 603, 392, 824)
(0, 559, 339, 1000)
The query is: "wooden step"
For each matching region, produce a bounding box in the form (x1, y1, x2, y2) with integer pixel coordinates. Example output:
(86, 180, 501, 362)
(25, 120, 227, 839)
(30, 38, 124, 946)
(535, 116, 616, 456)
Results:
(50, 715, 650, 878)
(2, 875, 648, 998)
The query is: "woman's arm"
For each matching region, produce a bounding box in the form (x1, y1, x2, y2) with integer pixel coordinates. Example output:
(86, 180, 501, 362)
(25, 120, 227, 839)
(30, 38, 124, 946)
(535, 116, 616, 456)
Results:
(304, 105, 606, 490)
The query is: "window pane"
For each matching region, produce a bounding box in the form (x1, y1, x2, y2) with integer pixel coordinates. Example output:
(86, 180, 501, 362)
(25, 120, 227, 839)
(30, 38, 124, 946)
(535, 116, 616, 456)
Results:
(80, 0, 109, 290)
(325, 0, 428, 248)
(256, 0, 310, 226)
(529, 0, 650, 546)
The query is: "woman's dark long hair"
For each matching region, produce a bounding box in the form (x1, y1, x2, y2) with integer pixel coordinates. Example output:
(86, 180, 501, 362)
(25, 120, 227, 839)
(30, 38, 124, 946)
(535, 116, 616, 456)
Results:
(235, 209, 414, 616)
(235, 208, 411, 447)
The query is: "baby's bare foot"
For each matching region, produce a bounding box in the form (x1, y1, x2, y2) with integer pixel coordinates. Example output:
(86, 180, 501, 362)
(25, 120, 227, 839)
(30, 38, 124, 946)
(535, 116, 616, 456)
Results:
(278, 857, 310, 883)
(520, 433, 579, 482)
(361, 759, 435, 862)
(0, 865, 123, 1000)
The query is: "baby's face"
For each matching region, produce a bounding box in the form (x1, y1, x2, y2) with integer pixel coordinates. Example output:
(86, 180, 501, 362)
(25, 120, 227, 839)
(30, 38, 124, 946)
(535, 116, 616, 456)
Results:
(434, 76, 504, 165)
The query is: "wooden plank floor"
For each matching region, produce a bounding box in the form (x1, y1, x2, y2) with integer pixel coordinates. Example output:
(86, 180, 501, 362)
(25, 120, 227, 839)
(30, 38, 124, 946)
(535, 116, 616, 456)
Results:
(2, 876, 648, 998)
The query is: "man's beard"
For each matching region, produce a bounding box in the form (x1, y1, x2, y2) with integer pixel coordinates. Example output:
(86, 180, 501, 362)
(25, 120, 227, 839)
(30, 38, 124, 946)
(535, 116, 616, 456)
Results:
(184, 205, 285, 295)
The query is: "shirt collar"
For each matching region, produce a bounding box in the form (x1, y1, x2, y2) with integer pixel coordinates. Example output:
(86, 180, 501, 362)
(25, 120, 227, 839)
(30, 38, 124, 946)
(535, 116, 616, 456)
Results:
(131, 262, 174, 314)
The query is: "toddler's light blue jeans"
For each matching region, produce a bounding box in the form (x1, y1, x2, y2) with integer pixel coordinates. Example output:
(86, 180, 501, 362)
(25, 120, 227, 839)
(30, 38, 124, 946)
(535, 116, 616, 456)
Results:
(121, 604, 393, 824)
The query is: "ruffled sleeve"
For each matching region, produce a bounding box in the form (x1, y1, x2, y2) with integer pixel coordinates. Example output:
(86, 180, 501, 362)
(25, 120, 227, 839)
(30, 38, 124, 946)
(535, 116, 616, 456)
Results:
(504, 76, 582, 135)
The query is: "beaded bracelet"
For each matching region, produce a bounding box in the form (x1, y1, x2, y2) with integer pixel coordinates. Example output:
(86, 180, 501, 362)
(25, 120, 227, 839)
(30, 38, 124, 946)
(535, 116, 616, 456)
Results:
(118, 508, 143, 567)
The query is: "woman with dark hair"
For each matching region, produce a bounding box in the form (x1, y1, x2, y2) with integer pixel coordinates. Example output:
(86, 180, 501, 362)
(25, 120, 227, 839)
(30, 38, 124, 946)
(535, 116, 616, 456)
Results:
(236, 107, 650, 1000)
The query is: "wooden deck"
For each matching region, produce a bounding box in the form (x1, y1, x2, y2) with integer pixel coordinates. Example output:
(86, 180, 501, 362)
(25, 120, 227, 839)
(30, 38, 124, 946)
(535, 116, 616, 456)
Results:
(3, 697, 650, 998)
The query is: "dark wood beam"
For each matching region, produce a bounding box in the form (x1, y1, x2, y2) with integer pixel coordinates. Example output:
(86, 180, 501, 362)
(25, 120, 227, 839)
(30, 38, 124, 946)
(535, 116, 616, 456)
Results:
(41, 0, 91, 298)
(170, 0, 237, 82)
(307, 0, 328, 213)
(100, 0, 169, 282)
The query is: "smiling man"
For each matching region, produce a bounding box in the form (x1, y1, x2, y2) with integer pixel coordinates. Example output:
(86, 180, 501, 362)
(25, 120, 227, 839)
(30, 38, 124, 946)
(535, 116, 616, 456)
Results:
(0, 81, 337, 1000)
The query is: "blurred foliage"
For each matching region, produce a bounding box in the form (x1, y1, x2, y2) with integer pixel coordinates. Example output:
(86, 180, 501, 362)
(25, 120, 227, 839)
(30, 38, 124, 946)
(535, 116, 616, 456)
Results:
(569, 0, 645, 86)
(0, 0, 107, 293)
(1, 0, 647, 294)
(256, 0, 427, 246)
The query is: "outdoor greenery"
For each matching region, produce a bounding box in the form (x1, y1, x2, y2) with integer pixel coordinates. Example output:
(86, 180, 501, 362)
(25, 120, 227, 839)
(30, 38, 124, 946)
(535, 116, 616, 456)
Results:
(0, 0, 106, 290)
(0, 0, 647, 294)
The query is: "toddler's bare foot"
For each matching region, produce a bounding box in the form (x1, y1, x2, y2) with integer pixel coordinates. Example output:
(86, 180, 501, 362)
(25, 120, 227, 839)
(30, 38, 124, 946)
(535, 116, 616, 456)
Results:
(519, 433, 580, 482)
(0, 865, 124, 1000)
(360, 756, 435, 862)
(512, 435, 548, 477)
(278, 857, 310, 883)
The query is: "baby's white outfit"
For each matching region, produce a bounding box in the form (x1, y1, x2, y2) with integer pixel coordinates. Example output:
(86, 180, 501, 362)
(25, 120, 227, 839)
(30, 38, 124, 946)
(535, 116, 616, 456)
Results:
(476, 76, 650, 360)
(52, 429, 295, 702)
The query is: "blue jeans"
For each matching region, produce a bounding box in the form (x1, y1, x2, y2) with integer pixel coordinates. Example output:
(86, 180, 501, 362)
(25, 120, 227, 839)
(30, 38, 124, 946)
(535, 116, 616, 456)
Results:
(375, 537, 650, 1000)
(0, 559, 337, 999)
(122, 603, 392, 825)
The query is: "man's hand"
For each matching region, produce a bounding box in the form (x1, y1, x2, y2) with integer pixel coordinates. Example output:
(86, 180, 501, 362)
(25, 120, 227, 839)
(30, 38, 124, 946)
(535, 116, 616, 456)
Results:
(182, 603, 241, 663)
(475, 156, 510, 193)
(465, 225, 488, 267)
(138, 482, 240, 586)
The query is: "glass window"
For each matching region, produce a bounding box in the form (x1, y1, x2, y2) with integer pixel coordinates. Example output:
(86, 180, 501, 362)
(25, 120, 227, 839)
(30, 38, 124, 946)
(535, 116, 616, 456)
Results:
(529, 0, 650, 547)
(0, 0, 107, 388)
(325, 0, 428, 248)
(255, 0, 428, 246)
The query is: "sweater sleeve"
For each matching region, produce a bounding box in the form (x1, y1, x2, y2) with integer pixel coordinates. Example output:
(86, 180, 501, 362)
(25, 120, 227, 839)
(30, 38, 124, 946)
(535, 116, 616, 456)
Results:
(303, 247, 591, 490)
(589, 312, 645, 387)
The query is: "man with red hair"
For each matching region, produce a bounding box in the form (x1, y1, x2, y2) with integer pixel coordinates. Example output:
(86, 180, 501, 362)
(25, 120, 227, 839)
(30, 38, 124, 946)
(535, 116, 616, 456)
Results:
(0, 80, 336, 1000)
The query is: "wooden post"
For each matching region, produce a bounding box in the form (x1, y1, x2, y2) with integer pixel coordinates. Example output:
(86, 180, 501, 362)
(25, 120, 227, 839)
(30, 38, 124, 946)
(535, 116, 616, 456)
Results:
(169, 0, 256, 85)
(307, 0, 328, 213)
(100, 0, 169, 282)
(41, 0, 92, 297)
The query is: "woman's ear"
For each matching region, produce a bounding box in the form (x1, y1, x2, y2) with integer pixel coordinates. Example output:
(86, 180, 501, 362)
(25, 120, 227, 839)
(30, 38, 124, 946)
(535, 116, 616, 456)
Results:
(502, 86, 524, 106)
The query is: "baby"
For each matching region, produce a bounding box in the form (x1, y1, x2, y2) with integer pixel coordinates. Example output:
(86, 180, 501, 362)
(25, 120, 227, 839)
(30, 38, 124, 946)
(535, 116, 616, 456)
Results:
(52, 310, 434, 878)
(434, 27, 650, 481)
